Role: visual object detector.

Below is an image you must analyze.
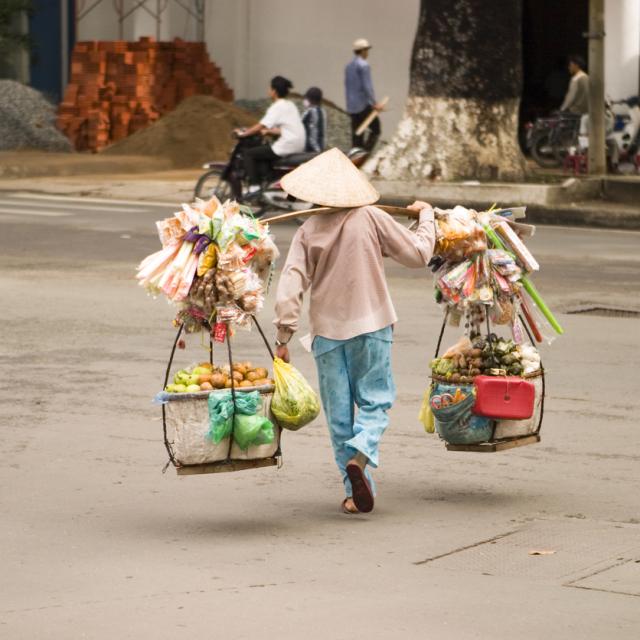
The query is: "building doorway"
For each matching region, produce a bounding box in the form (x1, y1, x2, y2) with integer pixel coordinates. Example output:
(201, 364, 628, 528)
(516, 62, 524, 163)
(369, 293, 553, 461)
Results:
(521, 0, 589, 128)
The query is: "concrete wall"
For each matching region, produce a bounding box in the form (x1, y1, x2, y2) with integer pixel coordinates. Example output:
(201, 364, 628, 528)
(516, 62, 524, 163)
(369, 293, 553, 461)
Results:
(605, 0, 640, 100)
(205, 0, 420, 133)
(75, 1, 199, 41)
(75, 0, 640, 132)
(75, 0, 419, 133)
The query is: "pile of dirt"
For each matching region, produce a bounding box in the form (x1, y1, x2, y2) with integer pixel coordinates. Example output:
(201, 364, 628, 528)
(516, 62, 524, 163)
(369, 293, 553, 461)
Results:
(101, 95, 255, 168)
(0, 80, 73, 152)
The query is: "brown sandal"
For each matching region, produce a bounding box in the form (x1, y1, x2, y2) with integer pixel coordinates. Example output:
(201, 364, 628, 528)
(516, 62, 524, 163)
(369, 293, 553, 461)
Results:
(341, 498, 360, 514)
(346, 462, 374, 513)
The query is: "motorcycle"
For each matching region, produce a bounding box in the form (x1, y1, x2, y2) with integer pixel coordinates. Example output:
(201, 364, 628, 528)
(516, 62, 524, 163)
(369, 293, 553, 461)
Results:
(194, 133, 370, 215)
(525, 112, 582, 168)
(574, 97, 640, 171)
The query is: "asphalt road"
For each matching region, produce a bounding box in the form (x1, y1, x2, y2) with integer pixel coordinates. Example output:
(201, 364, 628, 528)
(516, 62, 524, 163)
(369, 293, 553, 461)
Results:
(1, 193, 639, 639)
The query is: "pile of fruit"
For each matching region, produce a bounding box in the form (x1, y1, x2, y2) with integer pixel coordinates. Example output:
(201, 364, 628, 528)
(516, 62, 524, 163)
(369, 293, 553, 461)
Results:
(430, 334, 541, 383)
(165, 362, 273, 394)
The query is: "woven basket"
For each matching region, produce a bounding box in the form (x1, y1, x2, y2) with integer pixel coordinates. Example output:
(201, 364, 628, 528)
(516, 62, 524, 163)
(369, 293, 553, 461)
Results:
(429, 370, 544, 444)
(164, 386, 280, 466)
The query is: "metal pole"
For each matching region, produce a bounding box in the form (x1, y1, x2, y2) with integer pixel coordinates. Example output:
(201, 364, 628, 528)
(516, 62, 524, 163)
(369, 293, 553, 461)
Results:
(587, 0, 606, 175)
(61, 0, 69, 94)
(196, 0, 205, 42)
(17, 10, 30, 84)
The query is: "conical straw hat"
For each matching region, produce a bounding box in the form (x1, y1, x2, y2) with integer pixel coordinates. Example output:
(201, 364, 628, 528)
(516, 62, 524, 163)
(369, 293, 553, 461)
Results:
(280, 147, 379, 208)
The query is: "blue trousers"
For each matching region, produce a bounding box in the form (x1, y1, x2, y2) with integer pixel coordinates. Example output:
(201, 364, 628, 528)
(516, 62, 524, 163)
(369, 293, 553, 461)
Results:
(313, 329, 396, 497)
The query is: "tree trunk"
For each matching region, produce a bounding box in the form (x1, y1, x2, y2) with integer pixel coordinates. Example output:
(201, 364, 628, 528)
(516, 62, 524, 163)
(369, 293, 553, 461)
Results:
(369, 0, 526, 182)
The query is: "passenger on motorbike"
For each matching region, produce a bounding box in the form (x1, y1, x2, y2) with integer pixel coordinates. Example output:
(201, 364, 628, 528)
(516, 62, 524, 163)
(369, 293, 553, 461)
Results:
(301, 87, 327, 152)
(234, 76, 305, 198)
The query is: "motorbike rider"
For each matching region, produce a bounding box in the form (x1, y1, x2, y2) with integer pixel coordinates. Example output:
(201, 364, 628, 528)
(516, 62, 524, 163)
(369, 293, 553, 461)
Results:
(235, 76, 306, 198)
(560, 54, 589, 115)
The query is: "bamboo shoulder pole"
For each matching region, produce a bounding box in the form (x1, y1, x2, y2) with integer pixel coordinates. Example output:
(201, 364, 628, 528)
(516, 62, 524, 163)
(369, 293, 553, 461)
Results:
(263, 204, 417, 225)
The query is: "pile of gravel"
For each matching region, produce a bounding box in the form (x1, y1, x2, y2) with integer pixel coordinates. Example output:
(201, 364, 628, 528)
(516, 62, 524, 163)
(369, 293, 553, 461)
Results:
(235, 94, 352, 151)
(0, 80, 73, 152)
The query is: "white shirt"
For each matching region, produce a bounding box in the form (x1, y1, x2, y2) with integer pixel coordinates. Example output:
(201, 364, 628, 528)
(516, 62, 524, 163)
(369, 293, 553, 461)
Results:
(260, 99, 306, 156)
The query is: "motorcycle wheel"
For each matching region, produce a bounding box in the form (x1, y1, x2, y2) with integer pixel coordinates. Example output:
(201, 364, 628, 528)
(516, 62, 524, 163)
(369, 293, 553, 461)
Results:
(194, 168, 233, 201)
(530, 132, 561, 168)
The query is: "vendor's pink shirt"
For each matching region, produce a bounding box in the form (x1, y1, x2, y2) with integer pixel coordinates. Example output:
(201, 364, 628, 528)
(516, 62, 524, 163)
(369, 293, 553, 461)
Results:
(274, 205, 436, 342)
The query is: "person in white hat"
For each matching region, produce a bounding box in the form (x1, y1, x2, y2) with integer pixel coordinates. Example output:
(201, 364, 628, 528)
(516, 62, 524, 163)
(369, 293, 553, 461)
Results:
(273, 148, 436, 514)
(344, 38, 384, 151)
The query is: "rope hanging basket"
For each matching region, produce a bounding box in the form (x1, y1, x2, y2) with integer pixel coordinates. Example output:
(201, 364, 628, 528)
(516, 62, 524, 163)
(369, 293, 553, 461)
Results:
(161, 316, 283, 475)
(429, 310, 546, 453)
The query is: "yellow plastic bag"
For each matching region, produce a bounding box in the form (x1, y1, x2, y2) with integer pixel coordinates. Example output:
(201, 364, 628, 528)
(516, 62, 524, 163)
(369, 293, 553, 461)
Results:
(418, 388, 435, 433)
(271, 357, 320, 431)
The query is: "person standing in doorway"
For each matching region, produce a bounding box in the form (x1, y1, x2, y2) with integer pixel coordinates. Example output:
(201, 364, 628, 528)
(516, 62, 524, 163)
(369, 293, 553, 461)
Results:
(560, 54, 589, 115)
(344, 38, 384, 151)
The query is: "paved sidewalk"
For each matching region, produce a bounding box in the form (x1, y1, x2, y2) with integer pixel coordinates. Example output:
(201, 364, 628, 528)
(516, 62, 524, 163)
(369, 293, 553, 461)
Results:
(1, 154, 639, 227)
(374, 177, 640, 230)
(0, 150, 171, 178)
(0, 171, 199, 204)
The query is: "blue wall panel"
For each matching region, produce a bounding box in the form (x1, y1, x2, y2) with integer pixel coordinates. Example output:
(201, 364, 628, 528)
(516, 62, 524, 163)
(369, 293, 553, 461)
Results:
(29, 0, 73, 101)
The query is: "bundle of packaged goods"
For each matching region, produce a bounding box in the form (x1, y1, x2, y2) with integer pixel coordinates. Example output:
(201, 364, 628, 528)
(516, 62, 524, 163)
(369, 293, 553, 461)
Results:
(137, 195, 279, 338)
(420, 205, 562, 448)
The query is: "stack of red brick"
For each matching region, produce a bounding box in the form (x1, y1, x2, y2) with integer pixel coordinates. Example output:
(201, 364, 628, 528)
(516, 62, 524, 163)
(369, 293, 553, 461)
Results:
(58, 37, 234, 152)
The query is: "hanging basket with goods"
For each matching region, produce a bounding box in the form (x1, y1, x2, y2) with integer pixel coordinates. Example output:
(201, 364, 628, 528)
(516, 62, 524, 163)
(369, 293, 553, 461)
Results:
(138, 195, 317, 474)
(419, 205, 562, 452)
(156, 318, 283, 475)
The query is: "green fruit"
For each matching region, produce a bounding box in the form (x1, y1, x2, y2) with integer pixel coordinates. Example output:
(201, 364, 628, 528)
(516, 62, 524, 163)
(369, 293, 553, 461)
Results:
(174, 370, 190, 384)
(192, 366, 210, 375)
(186, 384, 201, 393)
(173, 384, 187, 393)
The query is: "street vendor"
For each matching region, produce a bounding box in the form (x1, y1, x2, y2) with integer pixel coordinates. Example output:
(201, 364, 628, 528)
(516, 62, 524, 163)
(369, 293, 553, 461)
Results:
(273, 148, 436, 514)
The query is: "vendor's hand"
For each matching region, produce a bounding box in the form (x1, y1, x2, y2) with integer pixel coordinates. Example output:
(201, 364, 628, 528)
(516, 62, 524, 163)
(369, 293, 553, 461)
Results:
(276, 344, 290, 363)
(374, 102, 386, 112)
(407, 200, 432, 213)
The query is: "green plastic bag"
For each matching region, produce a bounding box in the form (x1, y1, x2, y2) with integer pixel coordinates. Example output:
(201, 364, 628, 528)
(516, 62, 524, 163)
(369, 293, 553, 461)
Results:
(271, 357, 320, 431)
(233, 414, 275, 450)
(207, 390, 262, 444)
